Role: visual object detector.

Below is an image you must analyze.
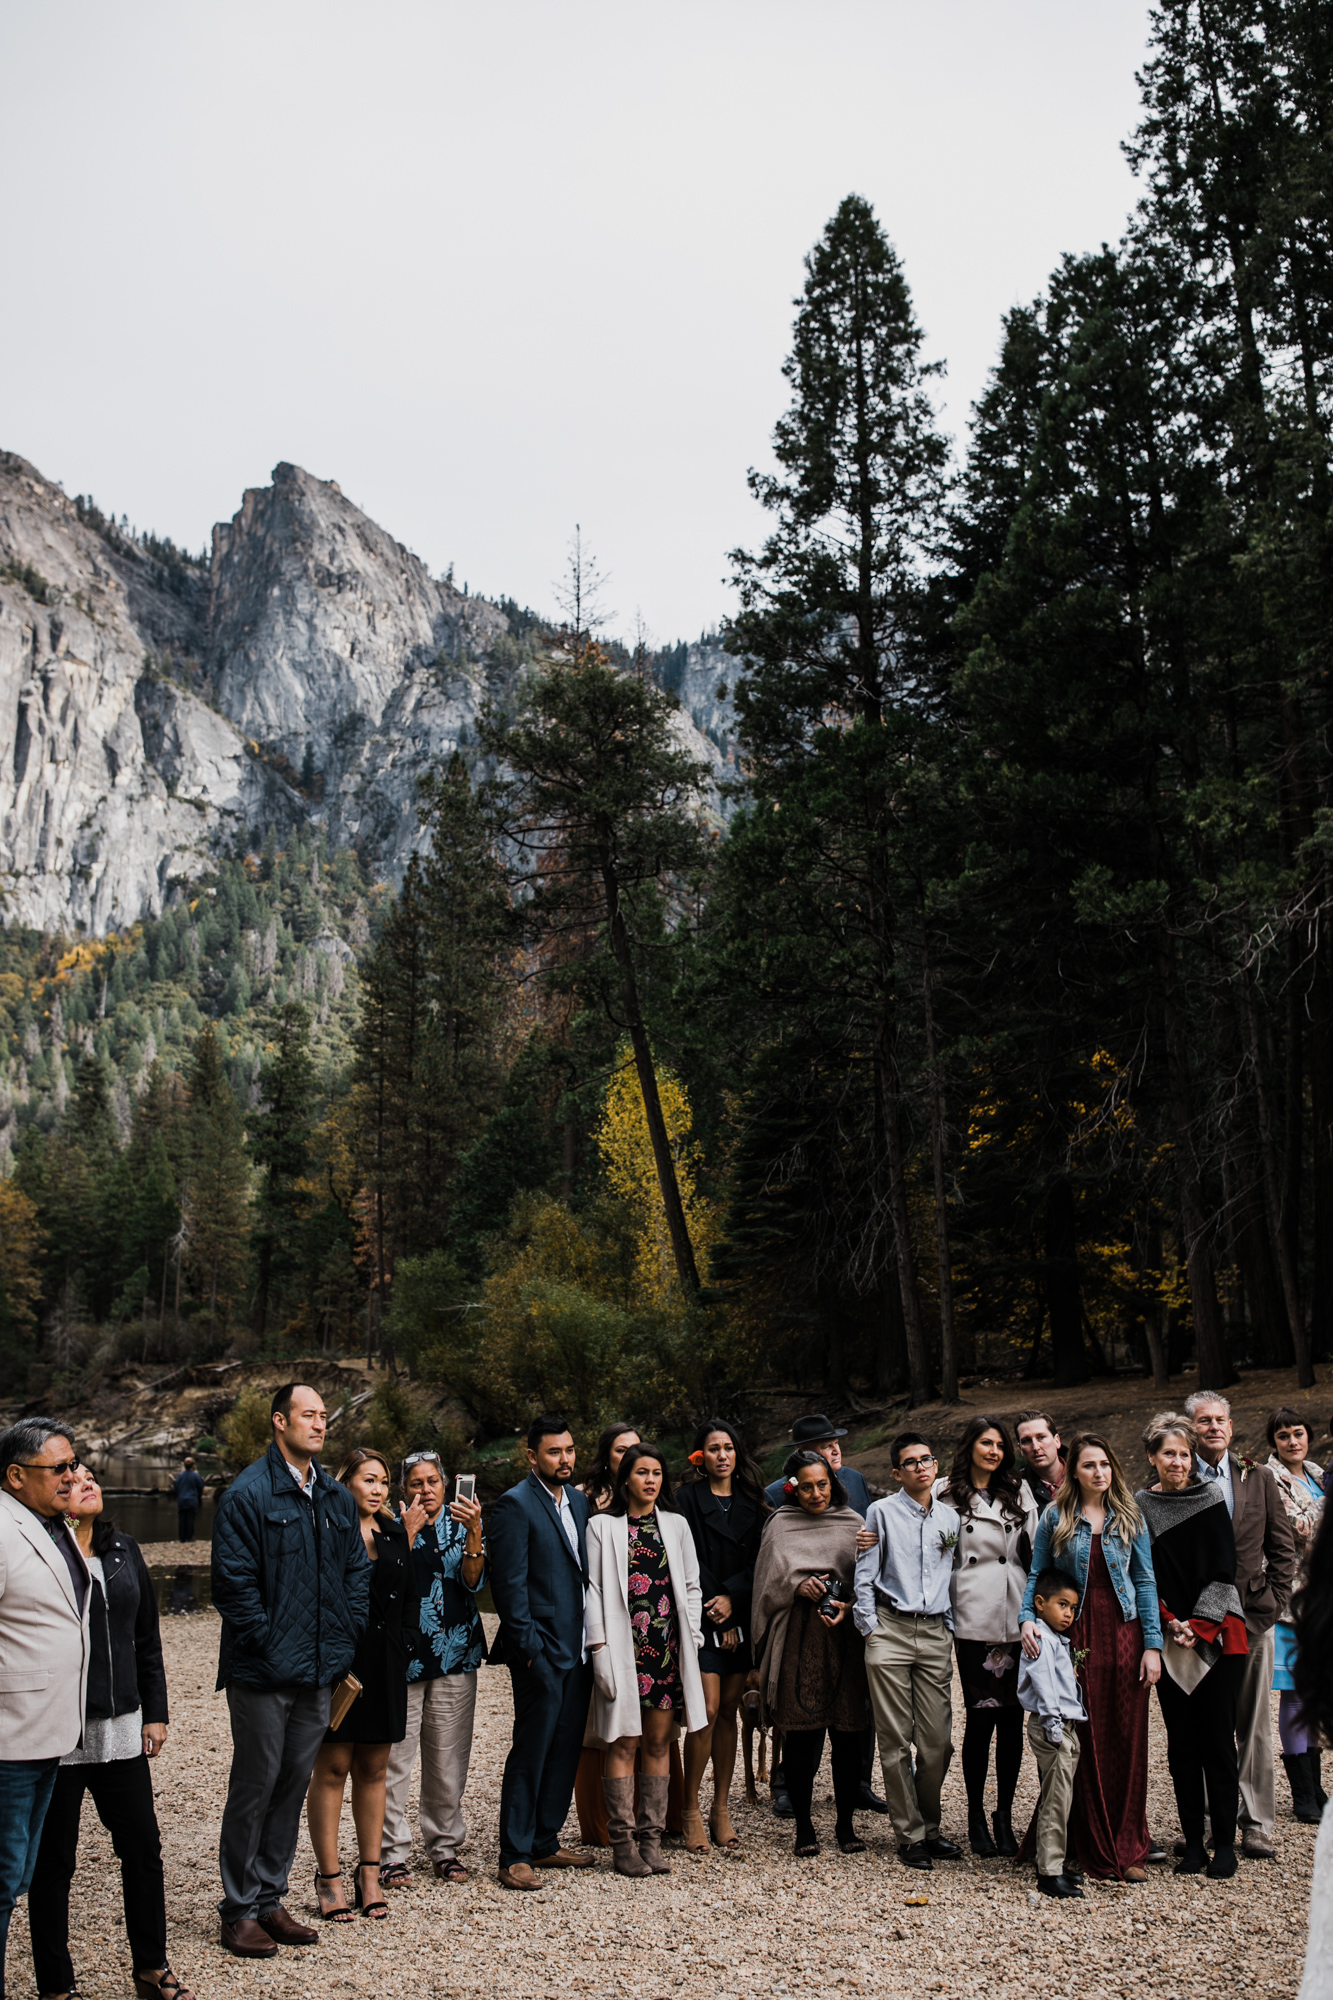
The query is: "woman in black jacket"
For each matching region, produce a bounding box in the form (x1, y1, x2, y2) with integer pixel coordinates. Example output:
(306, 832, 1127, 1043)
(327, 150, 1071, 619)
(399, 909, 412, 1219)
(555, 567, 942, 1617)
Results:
(676, 1418, 769, 1852)
(27, 1468, 192, 2000)
(305, 1448, 420, 1919)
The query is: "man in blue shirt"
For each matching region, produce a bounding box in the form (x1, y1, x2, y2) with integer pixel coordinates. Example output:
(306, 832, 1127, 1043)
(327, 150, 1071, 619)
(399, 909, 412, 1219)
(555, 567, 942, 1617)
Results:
(854, 1431, 962, 1870)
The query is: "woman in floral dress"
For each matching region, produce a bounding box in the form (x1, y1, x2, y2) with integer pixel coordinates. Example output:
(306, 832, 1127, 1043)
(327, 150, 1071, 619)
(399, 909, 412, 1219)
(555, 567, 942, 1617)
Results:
(585, 1446, 705, 1877)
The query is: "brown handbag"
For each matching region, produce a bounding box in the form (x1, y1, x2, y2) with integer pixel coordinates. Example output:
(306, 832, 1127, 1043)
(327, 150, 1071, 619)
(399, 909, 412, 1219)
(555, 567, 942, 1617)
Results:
(328, 1672, 363, 1731)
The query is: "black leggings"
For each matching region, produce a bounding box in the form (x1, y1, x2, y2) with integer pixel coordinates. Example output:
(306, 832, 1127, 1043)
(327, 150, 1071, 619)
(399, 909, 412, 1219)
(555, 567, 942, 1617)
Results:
(961, 1708, 1024, 1817)
(1157, 1655, 1243, 1847)
(782, 1726, 862, 1842)
(28, 1756, 167, 1992)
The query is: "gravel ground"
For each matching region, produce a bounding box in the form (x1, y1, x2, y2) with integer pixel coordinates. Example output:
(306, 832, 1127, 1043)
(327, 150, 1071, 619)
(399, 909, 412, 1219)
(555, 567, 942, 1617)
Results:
(9, 1611, 1315, 2000)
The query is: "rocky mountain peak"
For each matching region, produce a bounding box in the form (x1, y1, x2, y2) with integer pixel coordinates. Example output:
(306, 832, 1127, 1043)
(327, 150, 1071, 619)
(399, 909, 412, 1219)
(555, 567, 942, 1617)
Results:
(0, 452, 731, 937)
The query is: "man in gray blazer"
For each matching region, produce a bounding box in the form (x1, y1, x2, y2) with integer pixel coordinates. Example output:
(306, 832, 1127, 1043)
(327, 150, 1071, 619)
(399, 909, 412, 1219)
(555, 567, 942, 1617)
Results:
(0, 1419, 89, 2000)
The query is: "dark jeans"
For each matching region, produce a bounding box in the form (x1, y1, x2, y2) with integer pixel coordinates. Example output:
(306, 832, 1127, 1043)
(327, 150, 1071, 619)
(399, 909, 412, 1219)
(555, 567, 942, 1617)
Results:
(177, 1508, 197, 1542)
(961, 1707, 1024, 1816)
(498, 1658, 591, 1868)
(28, 1756, 165, 1990)
(218, 1683, 330, 1923)
(1157, 1654, 1244, 1846)
(782, 1726, 862, 1841)
(0, 1758, 58, 2000)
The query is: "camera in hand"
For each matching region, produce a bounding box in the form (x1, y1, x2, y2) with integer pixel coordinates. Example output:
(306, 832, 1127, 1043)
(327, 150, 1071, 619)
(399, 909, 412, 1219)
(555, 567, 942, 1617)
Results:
(816, 1574, 845, 1619)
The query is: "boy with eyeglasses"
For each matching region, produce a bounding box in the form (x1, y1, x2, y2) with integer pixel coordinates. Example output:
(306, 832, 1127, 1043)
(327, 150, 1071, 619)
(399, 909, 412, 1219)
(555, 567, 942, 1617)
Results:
(853, 1433, 961, 1870)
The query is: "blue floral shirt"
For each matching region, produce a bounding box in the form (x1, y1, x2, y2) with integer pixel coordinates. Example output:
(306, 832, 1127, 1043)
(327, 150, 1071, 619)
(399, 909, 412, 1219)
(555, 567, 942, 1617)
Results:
(406, 1510, 487, 1681)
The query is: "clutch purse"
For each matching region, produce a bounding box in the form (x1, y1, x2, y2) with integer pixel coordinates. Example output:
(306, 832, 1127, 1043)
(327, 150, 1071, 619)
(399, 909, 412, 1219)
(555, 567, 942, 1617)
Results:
(329, 1672, 363, 1731)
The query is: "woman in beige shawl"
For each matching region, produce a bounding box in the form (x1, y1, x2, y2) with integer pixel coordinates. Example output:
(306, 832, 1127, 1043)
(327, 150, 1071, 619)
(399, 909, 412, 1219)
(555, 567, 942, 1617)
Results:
(751, 1449, 868, 1858)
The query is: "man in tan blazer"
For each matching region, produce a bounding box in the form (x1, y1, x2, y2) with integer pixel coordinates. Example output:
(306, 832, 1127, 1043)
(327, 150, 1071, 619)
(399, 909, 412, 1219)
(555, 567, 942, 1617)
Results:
(0, 1418, 89, 2000)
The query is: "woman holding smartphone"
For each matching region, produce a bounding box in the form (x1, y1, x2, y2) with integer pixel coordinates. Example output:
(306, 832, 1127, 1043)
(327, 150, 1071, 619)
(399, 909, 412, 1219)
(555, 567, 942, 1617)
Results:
(379, 1449, 486, 1887)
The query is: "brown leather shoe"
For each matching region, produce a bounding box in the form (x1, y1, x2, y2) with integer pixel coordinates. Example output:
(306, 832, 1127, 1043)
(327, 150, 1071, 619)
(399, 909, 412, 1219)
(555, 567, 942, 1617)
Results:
(497, 1863, 542, 1891)
(257, 1904, 319, 1946)
(220, 1919, 278, 1959)
(532, 1847, 597, 1869)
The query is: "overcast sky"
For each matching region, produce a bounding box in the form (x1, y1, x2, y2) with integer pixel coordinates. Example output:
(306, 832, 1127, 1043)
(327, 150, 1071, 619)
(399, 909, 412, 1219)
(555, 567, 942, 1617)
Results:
(3, 0, 1153, 645)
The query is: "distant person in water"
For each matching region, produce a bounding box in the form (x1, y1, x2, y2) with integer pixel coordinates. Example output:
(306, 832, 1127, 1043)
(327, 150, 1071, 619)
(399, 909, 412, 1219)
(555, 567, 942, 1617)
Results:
(172, 1457, 205, 1543)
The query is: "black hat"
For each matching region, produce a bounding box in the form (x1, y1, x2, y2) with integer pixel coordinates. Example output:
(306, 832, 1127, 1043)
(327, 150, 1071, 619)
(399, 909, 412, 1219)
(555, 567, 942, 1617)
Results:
(791, 1413, 847, 1445)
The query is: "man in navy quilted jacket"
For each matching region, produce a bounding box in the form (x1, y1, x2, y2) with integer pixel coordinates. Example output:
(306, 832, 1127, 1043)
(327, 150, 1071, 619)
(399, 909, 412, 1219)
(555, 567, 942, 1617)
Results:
(211, 1385, 370, 1960)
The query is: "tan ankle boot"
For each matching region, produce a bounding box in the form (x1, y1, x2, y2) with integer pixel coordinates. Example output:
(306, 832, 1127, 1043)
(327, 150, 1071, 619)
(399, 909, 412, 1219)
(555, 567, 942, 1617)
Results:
(602, 1777, 651, 1878)
(636, 1774, 672, 1874)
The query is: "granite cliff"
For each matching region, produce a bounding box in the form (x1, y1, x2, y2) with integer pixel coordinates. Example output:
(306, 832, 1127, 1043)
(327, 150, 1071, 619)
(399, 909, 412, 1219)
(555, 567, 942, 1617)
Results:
(0, 452, 733, 936)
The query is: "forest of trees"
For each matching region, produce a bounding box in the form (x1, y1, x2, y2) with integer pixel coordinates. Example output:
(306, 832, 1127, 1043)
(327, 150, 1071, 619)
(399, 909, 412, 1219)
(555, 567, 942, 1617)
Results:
(1, 0, 1330, 1433)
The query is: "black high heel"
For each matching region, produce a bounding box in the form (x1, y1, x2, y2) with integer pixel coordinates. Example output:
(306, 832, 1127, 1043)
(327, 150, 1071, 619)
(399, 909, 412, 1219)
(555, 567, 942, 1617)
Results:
(354, 1859, 389, 1919)
(991, 1809, 1018, 1857)
(314, 1870, 354, 1923)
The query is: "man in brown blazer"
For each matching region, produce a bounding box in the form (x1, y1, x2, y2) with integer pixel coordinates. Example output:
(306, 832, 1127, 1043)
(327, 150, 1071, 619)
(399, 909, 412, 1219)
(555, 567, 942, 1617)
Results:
(0, 1418, 90, 1999)
(1187, 1392, 1296, 1860)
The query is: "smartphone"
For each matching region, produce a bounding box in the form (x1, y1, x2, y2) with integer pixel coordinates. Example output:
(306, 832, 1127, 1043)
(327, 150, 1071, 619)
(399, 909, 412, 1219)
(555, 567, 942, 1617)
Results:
(454, 1473, 476, 1505)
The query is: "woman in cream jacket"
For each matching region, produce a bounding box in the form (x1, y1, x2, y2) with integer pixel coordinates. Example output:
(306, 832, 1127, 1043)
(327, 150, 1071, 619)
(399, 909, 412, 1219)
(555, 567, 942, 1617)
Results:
(585, 1444, 705, 1878)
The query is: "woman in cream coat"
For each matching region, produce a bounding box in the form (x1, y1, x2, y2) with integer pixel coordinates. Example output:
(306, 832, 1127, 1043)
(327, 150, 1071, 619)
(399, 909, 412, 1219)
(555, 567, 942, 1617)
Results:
(936, 1416, 1038, 1857)
(585, 1444, 705, 1879)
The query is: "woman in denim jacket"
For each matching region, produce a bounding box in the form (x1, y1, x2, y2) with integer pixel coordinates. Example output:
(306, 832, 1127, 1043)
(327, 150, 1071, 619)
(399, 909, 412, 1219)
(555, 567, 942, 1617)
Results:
(1018, 1433, 1162, 1884)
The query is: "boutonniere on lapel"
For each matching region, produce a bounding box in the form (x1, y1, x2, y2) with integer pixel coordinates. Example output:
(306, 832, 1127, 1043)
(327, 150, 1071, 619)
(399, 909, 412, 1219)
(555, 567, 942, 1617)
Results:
(1070, 1645, 1089, 1678)
(1238, 1456, 1257, 1479)
(936, 1527, 959, 1558)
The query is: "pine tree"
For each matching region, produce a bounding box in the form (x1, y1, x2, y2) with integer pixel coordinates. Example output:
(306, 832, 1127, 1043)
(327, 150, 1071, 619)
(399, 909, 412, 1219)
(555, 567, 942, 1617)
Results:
(480, 647, 709, 1297)
(184, 1024, 251, 1340)
(249, 1002, 317, 1337)
(724, 194, 954, 1403)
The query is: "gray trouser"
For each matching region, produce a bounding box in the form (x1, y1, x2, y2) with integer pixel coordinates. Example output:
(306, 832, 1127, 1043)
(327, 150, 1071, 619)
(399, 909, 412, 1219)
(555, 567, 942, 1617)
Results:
(1026, 1712, 1080, 1877)
(218, 1683, 330, 1924)
(1237, 1624, 1276, 1840)
(864, 1606, 954, 1846)
(383, 1674, 478, 1867)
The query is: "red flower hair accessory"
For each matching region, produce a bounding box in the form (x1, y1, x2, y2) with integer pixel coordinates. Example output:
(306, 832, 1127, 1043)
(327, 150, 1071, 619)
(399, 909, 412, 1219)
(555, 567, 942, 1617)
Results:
(784, 1476, 797, 1494)
(688, 1450, 705, 1466)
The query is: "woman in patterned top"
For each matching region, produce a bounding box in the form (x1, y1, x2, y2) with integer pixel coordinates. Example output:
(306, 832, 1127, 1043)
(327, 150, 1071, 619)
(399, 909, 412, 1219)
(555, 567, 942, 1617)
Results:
(585, 1445, 705, 1877)
(379, 1449, 486, 1887)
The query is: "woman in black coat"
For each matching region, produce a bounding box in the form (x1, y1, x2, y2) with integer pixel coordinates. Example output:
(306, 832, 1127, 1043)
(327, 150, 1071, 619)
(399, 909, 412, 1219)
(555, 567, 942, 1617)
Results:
(27, 1469, 193, 2000)
(305, 1448, 421, 1920)
(676, 1418, 769, 1851)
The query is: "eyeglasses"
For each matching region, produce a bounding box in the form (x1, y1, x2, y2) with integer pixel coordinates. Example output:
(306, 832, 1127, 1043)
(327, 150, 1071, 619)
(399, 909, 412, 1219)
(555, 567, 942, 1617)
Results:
(14, 1456, 80, 1476)
(402, 1452, 443, 1470)
(898, 1456, 936, 1473)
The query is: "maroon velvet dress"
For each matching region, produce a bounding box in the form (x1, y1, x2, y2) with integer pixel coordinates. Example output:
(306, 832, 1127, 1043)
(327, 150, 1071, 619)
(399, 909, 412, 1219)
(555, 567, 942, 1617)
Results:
(1068, 1532, 1151, 1878)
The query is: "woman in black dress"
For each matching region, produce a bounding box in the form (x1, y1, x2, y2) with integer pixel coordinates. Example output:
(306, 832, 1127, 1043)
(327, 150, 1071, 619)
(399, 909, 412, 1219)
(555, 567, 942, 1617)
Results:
(676, 1418, 769, 1851)
(306, 1448, 421, 1920)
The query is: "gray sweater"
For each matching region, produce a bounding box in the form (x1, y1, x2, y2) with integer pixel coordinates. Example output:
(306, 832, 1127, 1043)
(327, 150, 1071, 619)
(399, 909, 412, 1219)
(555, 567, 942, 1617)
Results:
(1017, 1628, 1086, 1744)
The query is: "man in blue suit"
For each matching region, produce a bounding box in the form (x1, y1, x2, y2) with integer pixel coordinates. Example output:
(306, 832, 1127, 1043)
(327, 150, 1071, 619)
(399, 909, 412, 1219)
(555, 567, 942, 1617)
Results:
(489, 1414, 597, 1890)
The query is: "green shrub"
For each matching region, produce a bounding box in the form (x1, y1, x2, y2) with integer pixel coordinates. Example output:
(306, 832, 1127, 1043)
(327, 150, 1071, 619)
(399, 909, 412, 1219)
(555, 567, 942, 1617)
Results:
(219, 1387, 272, 1467)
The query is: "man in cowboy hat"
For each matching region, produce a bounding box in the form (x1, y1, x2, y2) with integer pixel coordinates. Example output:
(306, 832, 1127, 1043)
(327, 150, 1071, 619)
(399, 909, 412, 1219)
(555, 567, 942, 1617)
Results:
(764, 1414, 884, 1816)
(764, 1414, 873, 1514)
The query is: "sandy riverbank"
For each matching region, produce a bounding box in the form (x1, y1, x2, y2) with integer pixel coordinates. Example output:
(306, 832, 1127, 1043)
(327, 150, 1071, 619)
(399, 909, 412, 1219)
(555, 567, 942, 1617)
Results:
(4, 1610, 1314, 2000)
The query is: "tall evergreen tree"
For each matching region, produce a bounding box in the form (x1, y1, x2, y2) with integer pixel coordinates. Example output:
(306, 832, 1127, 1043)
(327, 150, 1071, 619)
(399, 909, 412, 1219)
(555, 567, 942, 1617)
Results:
(724, 194, 954, 1403)
(481, 646, 709, 1297)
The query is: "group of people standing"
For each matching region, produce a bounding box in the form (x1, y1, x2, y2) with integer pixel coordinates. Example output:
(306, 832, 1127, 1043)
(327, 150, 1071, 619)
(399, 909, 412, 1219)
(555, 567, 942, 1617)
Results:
(0, 1383, 1323, 1993)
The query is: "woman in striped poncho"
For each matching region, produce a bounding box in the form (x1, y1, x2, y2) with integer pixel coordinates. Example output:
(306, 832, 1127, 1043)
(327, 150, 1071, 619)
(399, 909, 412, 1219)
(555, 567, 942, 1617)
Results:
(1136, 1412, 1248, 1882)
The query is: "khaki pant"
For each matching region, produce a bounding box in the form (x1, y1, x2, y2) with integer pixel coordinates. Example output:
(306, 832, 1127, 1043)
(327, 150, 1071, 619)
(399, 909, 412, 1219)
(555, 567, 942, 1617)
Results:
(383, 1673, 478, 1867)
(864, 1606, 953, 1846)
(1025, 1712, 1080, 1878)
(1237, 1624, 1276, 1841)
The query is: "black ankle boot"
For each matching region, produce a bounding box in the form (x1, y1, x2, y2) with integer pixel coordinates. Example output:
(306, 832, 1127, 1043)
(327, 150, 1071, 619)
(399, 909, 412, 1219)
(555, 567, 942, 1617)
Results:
(968, 1808, 997, 1856)
(1285, 1752, 1322, 1825)
(1310, 1751, 1328, 1811)
(992, 1809, 1018, 1856)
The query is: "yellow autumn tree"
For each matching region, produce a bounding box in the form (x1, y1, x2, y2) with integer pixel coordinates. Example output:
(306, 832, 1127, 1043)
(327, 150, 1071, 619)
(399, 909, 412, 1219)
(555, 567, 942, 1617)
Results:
(594, 1045, 718, 1306)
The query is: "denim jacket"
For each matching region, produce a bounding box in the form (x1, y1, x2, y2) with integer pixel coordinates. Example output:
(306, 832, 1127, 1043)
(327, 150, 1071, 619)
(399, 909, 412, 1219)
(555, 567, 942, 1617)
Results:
(1018, 1502, 1162, 1650)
